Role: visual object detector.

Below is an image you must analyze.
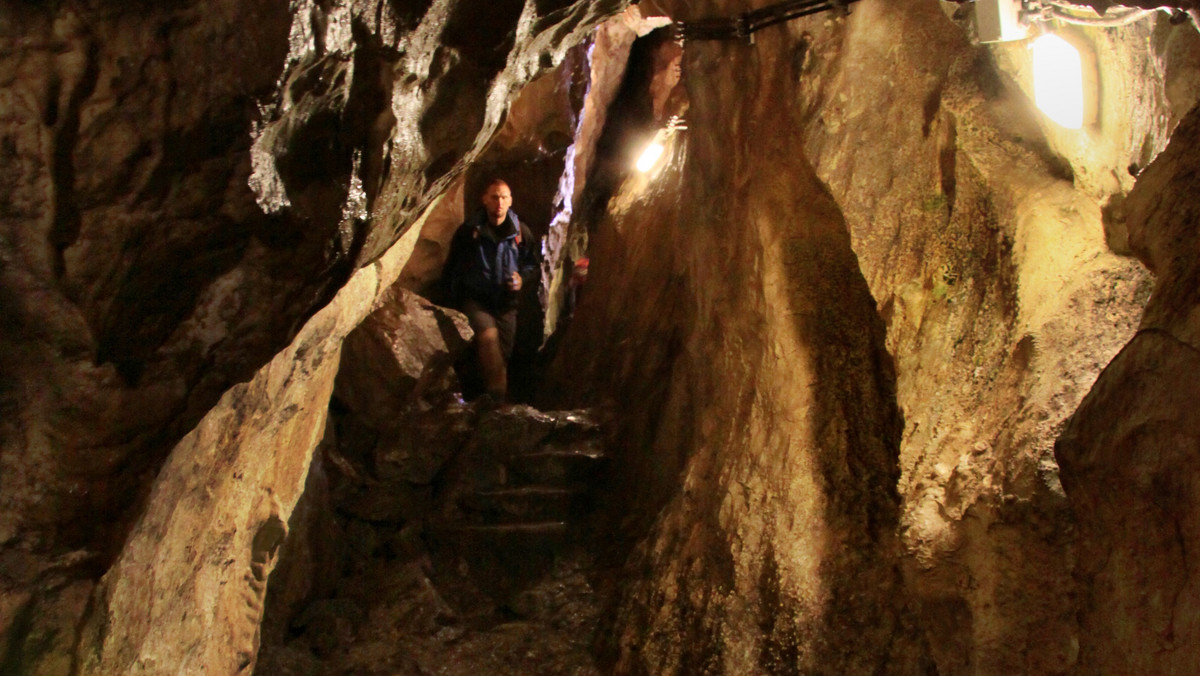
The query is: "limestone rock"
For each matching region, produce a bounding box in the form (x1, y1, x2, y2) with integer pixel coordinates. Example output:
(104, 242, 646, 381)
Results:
(1057, 332, 1200, 674)
(260, 442, 343, 649)
(547, 10, 928, 673)
(0, 0, 623, 670)
(1056, 100, 1200, 675)
(375, 404, 476, 485)
(335, 284, 473, 426)
(792, 2, 1190, 671)
(255, 644, 323, 676)
(0, 0, 621, 546)
(75, 235, 406, 675)
(1125, 102, 1200, 352)
(257, 402, 608, 675)
(397, 176, 467, 298)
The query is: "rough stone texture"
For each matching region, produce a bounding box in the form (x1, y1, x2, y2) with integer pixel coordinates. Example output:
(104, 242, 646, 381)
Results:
(259, 436, 342, 651)
(542, 8, 672, 336)
(547, 11, 929, 674)
(0, 0, 297, 556)
(257, 403, 608, 675)
(335, 284, 472, 426)
(5, 0, 1199, 672)
(0, 0, 620, 543)
(74, 225, 415, 675)
(397, 175, 466, 298)
(534, 1, 1200, 674)
(791, 1, 1198, 672)
(1055, 102, 1200, 675)
(394, 8, 672, 337)
(0, 0, 623, 671)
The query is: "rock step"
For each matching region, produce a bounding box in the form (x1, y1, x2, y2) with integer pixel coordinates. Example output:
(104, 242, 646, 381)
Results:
(506, 451, 607, 485)
(426, 521, 575, 597)
(458, 487, 586, 524)
(430, 521, 571, 548)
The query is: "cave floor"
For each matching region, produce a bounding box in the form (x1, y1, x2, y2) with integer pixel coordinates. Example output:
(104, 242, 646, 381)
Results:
(259, 403, 611, 676)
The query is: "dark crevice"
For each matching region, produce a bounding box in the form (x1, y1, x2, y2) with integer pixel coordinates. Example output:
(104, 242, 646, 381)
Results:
(0, 595, 36, 675)
(439, 0, 525, 77)
(387, 0, 435, 33)
(49, 36, 99, 280)
(939, 113, 958, 218)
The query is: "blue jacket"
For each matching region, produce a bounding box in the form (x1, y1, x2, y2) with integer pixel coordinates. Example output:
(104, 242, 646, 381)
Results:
(444, 209, 539, 311)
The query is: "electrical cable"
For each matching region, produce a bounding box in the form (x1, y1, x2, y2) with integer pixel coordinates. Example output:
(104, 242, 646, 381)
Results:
(677, 0, 862, 41)
(1036, 0, 1157, 26)
(1046, 6, 1155, 25)
(1045, 0, 1143, 15)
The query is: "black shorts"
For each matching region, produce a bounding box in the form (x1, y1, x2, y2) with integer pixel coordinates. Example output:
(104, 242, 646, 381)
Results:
(462, 299, 518, 359)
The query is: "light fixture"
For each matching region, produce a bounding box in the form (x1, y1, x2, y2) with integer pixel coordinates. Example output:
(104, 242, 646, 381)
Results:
(971, 0, 1155, 130)
(633, 116, 687, 174)
(635, 141, 665, 172)
(1031, 33, 1084, 129)
(975, 0, 1154, 44)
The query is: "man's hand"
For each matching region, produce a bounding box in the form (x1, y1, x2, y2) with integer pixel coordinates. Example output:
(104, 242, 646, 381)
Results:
(508, 271, 522, 292)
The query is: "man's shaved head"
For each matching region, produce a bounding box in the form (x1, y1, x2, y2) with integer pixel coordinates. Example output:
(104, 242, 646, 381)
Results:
(482, 178, 510, 194)
(481, 179, 513, 225)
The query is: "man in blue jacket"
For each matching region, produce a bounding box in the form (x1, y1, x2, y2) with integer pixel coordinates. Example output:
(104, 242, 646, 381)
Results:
(443, 179, 539, 402)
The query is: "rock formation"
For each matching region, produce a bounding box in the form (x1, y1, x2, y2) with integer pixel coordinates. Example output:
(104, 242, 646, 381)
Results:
(792, 3, 1200, 671)
(4, 0, 1200, 673)
(0, 0, 619, 671)
(1056, 100, 1200, 675)
(543, 0, 1200, 674)
(547, 8, 930, 673)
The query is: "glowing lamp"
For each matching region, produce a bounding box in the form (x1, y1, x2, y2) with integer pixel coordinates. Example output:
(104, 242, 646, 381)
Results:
(1031, 34, 1084, 129)
(635, 141, 665, 173)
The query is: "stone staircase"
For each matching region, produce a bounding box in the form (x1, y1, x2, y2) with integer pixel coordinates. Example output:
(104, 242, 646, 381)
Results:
(428, 405, 607, 601)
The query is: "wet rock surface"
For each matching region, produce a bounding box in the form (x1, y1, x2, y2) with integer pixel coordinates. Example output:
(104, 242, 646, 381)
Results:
(77, 238, 413, 676)
(259, 404, 609, 676)
(0, 0, 621, 670)
(336, 284, 473, 428)
(4, 0, 1200, 672)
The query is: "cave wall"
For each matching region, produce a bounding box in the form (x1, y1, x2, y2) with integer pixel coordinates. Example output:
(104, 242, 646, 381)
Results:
(0, 0, 296, 558)
(792, 1, 1200, 672)
(76, 222, 419, 675)
(548, 10, 929, 674)
(0, 0, 622, 671)
(545, 0, 1200, 674)
(1056, 101, 1200, 674)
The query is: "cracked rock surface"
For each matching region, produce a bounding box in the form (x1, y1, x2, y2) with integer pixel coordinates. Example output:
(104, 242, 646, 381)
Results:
(0, 0, 620, 671)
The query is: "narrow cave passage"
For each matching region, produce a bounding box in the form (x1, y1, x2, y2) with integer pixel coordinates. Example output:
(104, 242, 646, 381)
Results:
(255, 13, 686, 675)
(256, 3, 1200, 673)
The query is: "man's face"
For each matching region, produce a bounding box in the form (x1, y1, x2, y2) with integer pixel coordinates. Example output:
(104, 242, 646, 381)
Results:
(482, 183, 513, 224)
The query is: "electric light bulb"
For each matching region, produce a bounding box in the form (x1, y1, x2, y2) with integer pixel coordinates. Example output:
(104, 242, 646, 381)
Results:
(1031, 34, 1084, 130)
(635, 142, 665, 172)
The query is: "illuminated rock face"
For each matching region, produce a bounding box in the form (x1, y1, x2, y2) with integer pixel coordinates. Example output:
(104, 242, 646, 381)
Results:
(547, 15, 931, 675)
(4, 0, 1200, 672)
(0, 0, 617, 671)
(794, 3, 1199, 672)
(545, 1, 1200, 675)
(1056, 102, 1200, 675)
